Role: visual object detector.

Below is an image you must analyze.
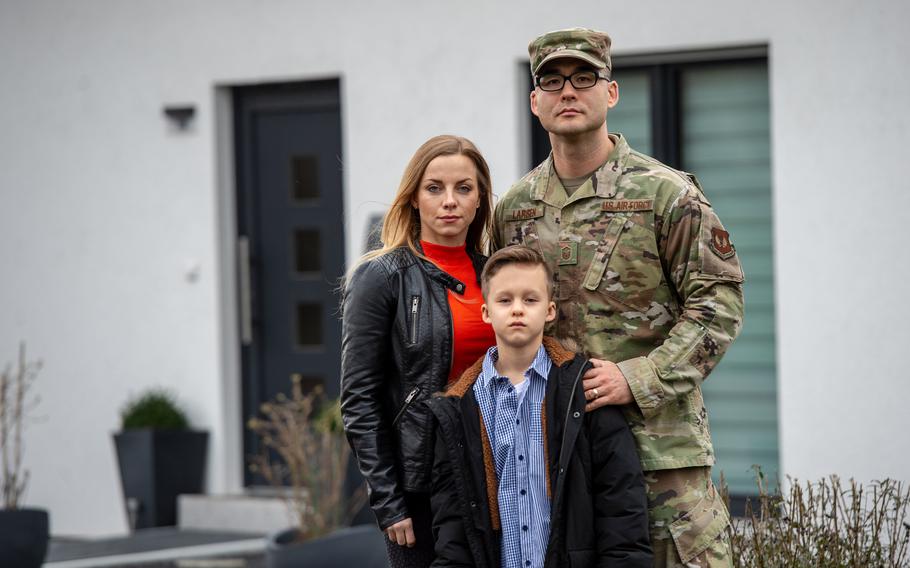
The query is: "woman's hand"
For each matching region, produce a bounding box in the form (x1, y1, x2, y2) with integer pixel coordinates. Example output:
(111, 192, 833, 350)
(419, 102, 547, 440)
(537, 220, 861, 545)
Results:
(386, 517, 416, 547)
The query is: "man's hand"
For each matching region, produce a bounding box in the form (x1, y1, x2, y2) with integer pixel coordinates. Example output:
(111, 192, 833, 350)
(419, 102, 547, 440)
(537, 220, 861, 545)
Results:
(583, 358, 633, 411)
(386, 517, 416, 547)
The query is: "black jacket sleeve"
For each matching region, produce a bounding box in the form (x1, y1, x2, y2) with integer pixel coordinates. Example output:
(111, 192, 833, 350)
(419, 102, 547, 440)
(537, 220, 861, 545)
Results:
(587, 406, 653, 567)
(429, 418, 475, 567)
(340, 260, 407, 529)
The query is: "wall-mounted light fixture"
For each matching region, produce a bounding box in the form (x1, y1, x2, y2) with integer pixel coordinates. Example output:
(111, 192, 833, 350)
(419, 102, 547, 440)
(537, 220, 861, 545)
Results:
(163, 105, 196, 130)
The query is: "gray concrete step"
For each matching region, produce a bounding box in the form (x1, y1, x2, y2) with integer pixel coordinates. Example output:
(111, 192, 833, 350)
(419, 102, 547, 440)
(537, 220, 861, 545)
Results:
(178, 494, 290, 534)
(44, 528, 265, 568)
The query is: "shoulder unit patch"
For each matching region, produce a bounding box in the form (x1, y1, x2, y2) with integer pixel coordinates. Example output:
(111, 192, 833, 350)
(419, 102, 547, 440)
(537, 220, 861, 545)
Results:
(709, 227, 735, 259)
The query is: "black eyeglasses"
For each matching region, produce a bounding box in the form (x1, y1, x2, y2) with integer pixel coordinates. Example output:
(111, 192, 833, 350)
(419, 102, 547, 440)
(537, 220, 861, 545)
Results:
(535, 70, 609, 92)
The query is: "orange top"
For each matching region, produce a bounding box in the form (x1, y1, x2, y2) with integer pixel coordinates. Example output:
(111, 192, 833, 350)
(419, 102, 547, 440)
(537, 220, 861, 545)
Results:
(421, 241, 496, 384)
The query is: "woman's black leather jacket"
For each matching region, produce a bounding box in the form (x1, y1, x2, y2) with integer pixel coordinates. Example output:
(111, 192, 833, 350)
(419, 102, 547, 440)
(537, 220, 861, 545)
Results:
(340, 245, 485, 530)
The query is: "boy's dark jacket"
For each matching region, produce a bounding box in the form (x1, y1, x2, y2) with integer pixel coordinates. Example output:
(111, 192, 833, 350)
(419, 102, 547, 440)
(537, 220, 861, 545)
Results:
(425, 337, 652, 568)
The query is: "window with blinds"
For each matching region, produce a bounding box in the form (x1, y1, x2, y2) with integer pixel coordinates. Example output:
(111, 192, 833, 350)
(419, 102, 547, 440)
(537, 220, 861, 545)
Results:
(528, 50, 777, 503)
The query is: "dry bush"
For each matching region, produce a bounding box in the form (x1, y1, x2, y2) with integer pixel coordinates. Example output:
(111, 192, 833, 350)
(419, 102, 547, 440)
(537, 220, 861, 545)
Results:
(0, 343, 42, 510)
(723, 470, 910, 567)
(247, 375, 365, 540)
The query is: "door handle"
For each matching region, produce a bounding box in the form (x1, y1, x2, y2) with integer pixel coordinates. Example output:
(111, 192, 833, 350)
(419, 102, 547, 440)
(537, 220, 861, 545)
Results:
(238, 236, 253, 346)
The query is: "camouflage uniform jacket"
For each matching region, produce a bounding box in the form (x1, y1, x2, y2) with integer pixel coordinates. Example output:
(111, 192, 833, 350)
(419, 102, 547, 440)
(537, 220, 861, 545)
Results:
(493, 134, 744, 471)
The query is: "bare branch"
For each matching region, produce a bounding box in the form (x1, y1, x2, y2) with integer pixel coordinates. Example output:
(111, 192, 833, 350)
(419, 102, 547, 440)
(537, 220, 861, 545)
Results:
(1, 342, 42, 510)
(724, 472, 910, 567)
(247, 379, 366, 540)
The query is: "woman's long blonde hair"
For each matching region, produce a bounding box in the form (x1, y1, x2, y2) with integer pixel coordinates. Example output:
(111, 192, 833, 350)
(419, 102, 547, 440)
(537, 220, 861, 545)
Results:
(361, 135, 493, 265)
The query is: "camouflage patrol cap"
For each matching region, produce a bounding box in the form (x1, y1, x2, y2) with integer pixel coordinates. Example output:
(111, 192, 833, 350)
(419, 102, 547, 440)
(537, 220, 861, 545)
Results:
(528, 28, 612, 76)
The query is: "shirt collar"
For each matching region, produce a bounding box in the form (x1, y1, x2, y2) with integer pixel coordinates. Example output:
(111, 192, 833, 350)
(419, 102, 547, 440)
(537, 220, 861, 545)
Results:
(480, 344, 551, 390)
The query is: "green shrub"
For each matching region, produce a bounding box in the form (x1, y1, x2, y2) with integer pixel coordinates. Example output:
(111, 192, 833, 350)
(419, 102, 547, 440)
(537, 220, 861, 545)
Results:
(120, 389, 189, 430)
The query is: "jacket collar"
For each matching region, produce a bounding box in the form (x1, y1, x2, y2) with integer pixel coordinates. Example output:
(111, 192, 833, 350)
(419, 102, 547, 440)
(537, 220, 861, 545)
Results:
(445, 337, 576, 398)
(477, 344, 551, 391)
(413, 241, 485, 293)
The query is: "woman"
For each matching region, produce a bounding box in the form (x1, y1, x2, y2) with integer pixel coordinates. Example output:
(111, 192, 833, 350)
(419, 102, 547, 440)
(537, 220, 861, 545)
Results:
(340, 135, 496, 567)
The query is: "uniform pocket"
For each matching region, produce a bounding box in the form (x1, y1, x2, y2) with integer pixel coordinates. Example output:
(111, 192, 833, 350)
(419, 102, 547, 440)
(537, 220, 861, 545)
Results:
(582, 212, 662, 312)
(668, 482, 730, 563)
(582, 215, 626, 290)
(503, 218, 544, 254)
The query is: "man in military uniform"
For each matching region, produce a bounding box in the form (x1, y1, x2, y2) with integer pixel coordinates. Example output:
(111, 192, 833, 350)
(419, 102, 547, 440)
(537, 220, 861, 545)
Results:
(492, 28, 745, 567)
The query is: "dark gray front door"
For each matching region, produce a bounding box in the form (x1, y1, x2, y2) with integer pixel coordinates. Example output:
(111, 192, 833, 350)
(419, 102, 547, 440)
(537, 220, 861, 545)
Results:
(234, 80, 345, 485)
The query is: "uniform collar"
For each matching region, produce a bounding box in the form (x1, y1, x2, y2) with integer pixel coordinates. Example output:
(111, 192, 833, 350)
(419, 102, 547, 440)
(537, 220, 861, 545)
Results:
(531, 133, 630, 204)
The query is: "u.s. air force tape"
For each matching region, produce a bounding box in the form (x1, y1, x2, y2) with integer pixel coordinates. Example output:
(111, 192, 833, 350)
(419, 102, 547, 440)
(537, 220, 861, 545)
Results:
(601, 199, 653, 212)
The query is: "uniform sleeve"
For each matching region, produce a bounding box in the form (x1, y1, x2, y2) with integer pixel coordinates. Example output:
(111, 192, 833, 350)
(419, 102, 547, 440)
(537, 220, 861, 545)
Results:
(491, 197, 509, 252)
(617, 182, 745, 419)
(340, 260, 408, 529)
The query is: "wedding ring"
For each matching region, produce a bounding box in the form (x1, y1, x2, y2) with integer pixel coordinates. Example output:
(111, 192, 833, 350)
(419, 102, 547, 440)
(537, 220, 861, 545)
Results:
(593, 388, 600, 398)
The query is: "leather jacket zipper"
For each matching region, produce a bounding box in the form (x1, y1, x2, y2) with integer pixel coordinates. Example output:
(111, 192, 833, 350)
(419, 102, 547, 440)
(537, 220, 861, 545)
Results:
(447, 298, 454, 378)
(393, 386, 420, 426)
(410, 295, 420, 344)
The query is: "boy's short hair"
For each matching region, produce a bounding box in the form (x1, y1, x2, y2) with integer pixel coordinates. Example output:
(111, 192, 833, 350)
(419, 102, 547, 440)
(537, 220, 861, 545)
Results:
(481, 245, 554, 299)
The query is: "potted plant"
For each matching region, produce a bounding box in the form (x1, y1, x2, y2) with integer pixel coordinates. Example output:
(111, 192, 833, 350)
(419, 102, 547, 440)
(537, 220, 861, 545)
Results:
(0, 343, 48, 568)
(114, 388, 208, 529)
(248, 375, 379, 568)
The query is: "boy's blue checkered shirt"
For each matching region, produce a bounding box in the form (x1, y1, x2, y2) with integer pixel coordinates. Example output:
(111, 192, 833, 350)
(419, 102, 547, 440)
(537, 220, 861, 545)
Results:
(473, 344, 552, 568)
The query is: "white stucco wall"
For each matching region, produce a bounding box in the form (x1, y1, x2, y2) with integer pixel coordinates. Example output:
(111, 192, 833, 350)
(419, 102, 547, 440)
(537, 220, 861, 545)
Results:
(1, 0, 907, 537)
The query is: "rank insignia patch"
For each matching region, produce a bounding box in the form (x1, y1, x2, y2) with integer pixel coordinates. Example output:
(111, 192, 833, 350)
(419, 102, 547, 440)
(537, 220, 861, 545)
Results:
(709, 228, 735, 259)
(558, 241, 578, 265)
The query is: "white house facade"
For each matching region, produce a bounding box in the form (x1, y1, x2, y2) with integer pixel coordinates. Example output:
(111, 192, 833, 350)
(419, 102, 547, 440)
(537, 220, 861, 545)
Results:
(1, 0, 908, 537)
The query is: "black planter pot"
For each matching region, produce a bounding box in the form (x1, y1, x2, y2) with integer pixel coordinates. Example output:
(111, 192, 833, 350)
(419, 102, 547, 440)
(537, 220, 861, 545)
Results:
(265, 525, 386, 568)
(0, 508, 49, 568)
(114, 429, 208, 529)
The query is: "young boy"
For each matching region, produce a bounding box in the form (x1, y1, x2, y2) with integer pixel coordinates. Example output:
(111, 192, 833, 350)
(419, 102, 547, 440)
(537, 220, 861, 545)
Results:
(426, 246, 652, 568)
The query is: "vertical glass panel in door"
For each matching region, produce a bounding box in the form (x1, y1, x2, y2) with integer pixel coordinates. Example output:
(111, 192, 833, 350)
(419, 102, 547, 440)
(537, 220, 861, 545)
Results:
(291, 374, 324, 397)
(291, 155, 320, 202)
(293, 229, 321, 274)
(296, 303, 324, 348)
